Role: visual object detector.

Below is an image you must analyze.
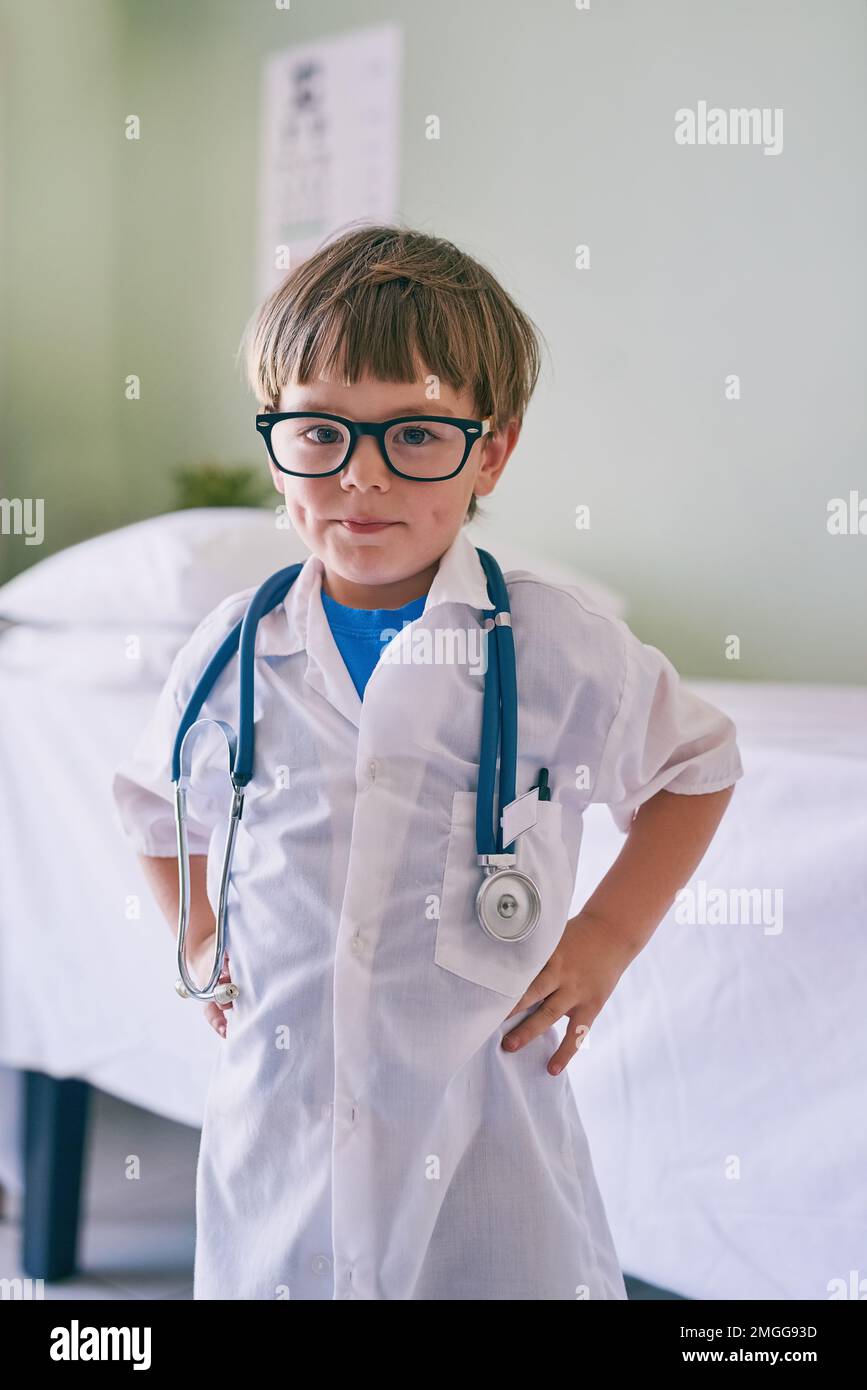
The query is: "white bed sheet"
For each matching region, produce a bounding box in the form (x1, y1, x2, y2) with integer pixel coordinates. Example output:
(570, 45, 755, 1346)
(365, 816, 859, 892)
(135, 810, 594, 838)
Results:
(0, 626, 222, 1125)
(568, 679, 867, 1300)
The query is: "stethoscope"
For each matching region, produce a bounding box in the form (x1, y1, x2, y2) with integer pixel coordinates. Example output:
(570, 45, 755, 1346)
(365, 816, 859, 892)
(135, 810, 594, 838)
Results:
(170, 547, 549, 1003)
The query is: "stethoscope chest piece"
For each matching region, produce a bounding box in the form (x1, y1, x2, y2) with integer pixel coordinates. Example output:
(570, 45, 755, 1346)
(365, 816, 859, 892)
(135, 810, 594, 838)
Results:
(476, 868, 542, 943)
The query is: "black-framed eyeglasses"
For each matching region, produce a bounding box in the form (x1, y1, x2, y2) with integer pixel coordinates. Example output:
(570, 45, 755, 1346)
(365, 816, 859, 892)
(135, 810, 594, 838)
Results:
(255, 412, 493, 481)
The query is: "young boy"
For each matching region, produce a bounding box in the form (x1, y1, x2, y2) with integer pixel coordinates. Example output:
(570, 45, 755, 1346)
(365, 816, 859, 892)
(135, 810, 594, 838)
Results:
(112, 223, 743, 1301)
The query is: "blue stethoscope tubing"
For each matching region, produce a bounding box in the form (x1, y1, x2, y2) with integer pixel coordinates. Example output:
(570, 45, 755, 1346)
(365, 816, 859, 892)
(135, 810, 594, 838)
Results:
(171, 548, 541, 1003)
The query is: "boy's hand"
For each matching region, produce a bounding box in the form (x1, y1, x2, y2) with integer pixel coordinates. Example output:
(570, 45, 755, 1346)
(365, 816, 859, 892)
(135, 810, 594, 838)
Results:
(500, 912, 633, 1076)
(190, 937, 235, 1039)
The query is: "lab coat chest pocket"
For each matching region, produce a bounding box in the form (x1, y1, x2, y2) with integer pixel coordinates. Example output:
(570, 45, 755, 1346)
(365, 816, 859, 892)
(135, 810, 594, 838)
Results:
(434, 791, 575, 998)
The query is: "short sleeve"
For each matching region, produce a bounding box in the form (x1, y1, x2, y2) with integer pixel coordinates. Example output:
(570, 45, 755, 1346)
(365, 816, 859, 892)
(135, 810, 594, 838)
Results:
(591, 623, 744, 834)
(111, 633, 228, 858)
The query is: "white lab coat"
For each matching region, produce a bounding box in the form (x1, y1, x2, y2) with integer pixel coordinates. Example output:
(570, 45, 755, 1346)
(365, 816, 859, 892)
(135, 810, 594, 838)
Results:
(112, 527, 743, 1300)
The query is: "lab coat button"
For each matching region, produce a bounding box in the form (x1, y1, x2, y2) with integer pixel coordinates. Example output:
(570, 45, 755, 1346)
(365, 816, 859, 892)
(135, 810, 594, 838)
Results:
(356, 757, 378, 791)
(310, 1254, 331, 1275)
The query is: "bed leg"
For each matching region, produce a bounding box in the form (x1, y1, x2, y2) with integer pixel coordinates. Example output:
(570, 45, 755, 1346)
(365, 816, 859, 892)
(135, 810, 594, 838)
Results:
(21, 1070, 91, 1282)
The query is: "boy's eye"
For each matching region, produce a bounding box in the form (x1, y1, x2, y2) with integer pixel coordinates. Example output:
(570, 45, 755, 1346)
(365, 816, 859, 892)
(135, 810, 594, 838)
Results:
(393, 425, 434, 446)
(302, 425, 342, 445)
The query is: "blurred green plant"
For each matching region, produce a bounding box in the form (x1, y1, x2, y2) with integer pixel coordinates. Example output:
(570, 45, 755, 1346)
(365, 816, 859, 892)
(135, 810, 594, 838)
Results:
(173, 462, 272, 510)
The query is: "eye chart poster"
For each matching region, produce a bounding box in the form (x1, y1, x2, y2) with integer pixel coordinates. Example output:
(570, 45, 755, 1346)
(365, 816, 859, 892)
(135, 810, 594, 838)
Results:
(256, 23, 403, 298)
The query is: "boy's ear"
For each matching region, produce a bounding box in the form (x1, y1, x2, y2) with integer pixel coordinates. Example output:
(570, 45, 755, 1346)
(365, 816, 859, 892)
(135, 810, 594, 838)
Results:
(475, 417, 520, 494)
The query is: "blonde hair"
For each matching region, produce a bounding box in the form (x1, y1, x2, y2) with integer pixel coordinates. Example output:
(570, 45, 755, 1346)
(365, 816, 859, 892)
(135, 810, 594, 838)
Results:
(239, 221, 546, 523)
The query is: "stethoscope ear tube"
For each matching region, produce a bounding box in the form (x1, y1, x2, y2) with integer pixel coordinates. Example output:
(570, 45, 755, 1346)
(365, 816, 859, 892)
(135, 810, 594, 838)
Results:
(173, 718, 244, 1002)
(235, 564, 304, 784)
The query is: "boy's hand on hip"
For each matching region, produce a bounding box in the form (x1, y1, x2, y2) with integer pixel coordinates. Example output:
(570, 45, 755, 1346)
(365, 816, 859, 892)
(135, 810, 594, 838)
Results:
(500, 913, 632, 1076)
(192, 942, 234, 1039)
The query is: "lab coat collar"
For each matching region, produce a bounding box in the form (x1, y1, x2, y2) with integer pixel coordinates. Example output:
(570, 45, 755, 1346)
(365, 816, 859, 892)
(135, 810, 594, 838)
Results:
(254, 525, 494, 660)
(253, 526, 494, 730)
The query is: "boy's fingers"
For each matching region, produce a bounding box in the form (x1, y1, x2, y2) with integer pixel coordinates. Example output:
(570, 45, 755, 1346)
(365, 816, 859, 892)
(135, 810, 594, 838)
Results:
(216, 962, 234, 1008)
(504, 961, 558, 1020)
(203, 1002, 226, 1035)
(547, 1019, 589, 1075)
(501, 989, 567, 1051)
(199, 947, 234, 1031)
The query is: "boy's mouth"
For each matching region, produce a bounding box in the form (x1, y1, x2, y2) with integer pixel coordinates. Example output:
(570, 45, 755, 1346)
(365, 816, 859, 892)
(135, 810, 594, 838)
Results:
(338, 518, 396, 533)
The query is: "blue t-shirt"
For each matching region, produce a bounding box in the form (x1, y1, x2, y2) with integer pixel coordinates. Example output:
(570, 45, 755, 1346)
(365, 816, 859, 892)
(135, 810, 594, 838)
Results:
(320, 587, 428, 699)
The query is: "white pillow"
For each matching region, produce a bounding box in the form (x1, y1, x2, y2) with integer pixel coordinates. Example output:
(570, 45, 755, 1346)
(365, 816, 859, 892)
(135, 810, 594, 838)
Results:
(0, 507, 308, 629)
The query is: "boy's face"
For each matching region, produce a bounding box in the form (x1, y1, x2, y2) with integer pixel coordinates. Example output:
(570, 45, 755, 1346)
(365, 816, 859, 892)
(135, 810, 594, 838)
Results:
(269, 370, 518, 607)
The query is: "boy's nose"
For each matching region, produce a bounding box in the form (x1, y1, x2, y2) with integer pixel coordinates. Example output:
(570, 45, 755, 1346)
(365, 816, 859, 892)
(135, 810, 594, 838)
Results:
(341, 435, 392, 485)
